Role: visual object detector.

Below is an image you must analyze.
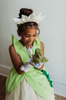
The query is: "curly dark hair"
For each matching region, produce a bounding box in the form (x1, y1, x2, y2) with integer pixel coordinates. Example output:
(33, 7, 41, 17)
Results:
(17, 8, 40, 36)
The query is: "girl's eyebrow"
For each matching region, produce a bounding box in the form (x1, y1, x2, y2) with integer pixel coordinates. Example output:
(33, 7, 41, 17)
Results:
(24, 33, 37, 35)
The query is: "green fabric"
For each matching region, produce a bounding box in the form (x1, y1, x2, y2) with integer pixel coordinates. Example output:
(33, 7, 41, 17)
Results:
(41, 70, 53, 87)
(34, 67, 53, 87)
(6, 34, 54, 100)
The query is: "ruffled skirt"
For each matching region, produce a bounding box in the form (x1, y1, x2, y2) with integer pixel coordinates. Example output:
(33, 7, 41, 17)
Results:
(6, 78, 55, 100)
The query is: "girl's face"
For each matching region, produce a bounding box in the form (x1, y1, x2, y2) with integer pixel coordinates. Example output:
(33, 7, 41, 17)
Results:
(19, 28, 37, 47)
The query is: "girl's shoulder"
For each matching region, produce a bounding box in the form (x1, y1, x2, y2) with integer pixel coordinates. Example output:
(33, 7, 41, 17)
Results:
(9, 44, 14, 52)
(9, 44, 16, 59)
(40, 41, 44, 47)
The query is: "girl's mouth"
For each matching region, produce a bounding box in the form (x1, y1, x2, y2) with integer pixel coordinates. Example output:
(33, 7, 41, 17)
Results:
(28, 41, 32, 43)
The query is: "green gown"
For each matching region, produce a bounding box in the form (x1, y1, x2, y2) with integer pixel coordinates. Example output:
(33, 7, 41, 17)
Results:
(5, 34, 54, 100)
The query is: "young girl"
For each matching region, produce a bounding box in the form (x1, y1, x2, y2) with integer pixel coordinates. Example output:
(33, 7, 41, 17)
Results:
(5, 8, 55, 100)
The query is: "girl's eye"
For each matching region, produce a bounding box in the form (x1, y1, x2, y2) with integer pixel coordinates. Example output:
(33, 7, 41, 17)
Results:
(25, 35, 30, 37)
(33, 34, 37, 37)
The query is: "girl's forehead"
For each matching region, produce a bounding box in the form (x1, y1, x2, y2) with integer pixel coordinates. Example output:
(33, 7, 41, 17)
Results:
(23, 28, 37, 34)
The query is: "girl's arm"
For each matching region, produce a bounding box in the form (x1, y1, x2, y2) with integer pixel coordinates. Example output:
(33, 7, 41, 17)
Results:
(9, 44, 25, 74)
(40, 41, 44, 56)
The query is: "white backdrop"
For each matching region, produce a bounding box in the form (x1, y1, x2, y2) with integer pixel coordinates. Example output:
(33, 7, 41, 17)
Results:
(0, 0, 66, 97)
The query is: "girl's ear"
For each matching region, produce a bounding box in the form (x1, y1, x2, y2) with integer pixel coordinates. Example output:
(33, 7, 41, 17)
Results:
(17, 30, 21, 36)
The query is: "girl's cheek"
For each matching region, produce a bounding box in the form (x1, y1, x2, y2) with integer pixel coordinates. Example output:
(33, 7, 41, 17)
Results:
(34, 37, 37, 40)
(23, 37, 28, 41)
(25, 38, 29, 41)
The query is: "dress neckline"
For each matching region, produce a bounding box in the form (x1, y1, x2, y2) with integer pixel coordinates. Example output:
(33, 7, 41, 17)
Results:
(24, 46, 33, 50)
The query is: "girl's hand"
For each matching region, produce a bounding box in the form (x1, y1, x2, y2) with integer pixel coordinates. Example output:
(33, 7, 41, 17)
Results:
(20, 62, 32, 72)
(36, 63, 44, 70)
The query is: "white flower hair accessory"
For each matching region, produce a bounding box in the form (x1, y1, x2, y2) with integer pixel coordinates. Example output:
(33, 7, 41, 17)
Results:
(13, 12, 46, 25)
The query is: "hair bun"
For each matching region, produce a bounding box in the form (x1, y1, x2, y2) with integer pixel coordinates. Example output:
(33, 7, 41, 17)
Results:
(18, 8, 33, 18)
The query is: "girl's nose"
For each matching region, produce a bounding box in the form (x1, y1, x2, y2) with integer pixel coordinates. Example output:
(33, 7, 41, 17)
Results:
(29, 37, 33, 41)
